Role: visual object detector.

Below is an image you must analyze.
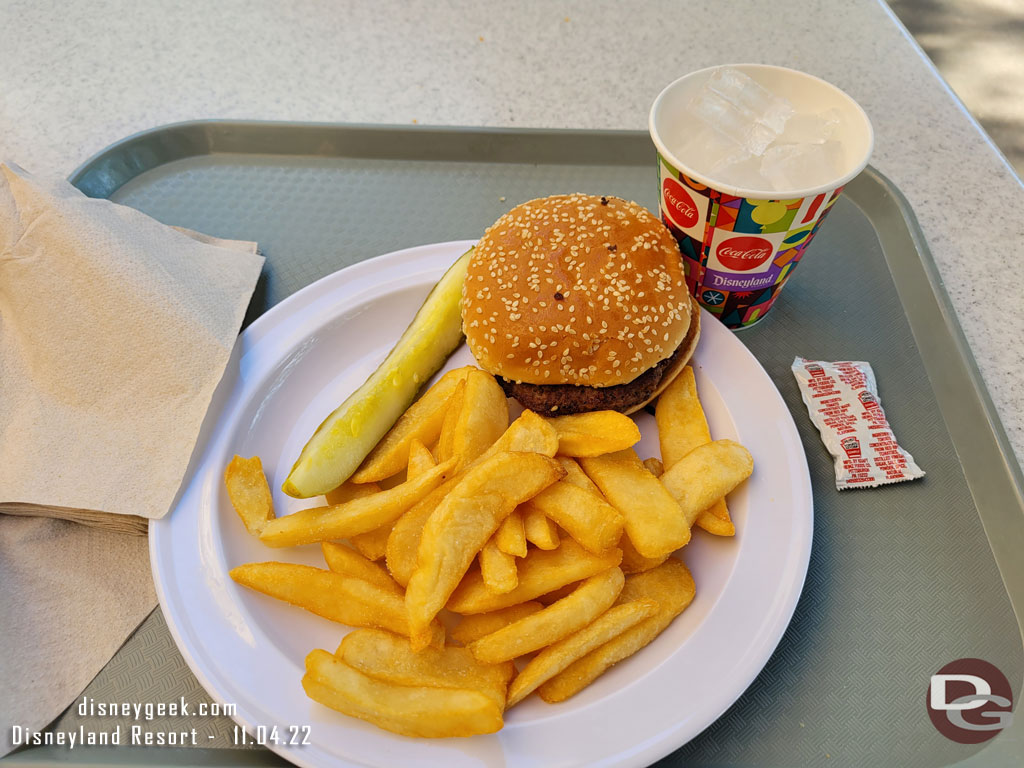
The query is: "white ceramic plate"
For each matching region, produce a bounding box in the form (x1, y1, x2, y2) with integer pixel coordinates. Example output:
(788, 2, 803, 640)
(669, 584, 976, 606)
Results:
(151, 240, 813, 768)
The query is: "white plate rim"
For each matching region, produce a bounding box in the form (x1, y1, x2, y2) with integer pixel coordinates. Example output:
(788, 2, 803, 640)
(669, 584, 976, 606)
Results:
(150, 239, 813, 768)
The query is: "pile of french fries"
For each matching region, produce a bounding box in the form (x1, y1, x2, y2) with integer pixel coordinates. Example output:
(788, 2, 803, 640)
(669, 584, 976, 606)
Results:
(224, 365, 753, 738)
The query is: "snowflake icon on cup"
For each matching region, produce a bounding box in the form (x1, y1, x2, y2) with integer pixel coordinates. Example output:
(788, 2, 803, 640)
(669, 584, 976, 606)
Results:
(702, 289, 725, 306)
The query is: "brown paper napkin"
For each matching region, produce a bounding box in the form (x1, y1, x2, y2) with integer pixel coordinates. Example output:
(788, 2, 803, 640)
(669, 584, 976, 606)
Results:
(0, 516, 157, 756)
(0, 162, 264, 756)
(0, 162, 264, 526)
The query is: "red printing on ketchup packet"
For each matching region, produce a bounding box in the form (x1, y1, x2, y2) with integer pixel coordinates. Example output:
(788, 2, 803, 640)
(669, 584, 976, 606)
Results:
(792, 357, 925, 490)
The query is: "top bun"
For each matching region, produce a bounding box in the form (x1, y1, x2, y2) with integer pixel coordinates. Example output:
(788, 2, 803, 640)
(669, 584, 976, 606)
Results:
(462, 194, 691, 387)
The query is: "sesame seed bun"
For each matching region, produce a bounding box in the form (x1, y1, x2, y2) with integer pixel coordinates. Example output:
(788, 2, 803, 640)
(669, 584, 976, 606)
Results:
(462, 194, 692, 392)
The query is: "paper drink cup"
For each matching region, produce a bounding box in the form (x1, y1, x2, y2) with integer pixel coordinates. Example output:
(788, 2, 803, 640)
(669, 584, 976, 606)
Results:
(649, 64, 873, 329)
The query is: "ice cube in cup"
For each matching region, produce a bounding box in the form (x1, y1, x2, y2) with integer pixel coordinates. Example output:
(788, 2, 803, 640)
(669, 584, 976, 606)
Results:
(775, 108, 841, 145)
(688, 88, 778, 156)
(706, 67, 794, 135)
(678, 125, 754, 175)
(687, 67, 795, 156)
(760, 141, 843, 190)
(711, 154, 774, 192)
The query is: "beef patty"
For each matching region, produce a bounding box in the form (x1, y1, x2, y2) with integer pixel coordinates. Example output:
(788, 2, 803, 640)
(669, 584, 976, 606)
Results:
(499, 341, 687, 415)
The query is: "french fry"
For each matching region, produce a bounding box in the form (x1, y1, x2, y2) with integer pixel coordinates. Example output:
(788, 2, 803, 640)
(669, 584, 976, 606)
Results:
(377, 472, 408, 491)
(303, 650, 503, 738)
(386, 494, 440, 587)
(557, 456, 601, 494)
(538, 559, 696, 703)
(329, 480, 400, 556)
(656, 367, 713, 467)
(483, 410, 559, 458)
(506, 599, 659, 706)
(470, 567, 624, 663)
(656, 367, 736, 536)
(451, 368, 510, 468)
(349, 523, 392, 561)
(325, 479, 381, 505)
(618, 531, 669, 574)
(405, 438, 436, 479)
(642, 457, 664, 477)
(495, 509, 527, 558)
(436, 369, 509, 467)
(386, 410, 558, 585)
(346, 441, 434, 562)
(523, 507, 560, 550)
(546, 411, 641, 457)
(337, 629, 514, 710)
(405, 452, 565, 647)
(259, 457, 457, 547)
(580, 449, 690, 558)
(352, 367, 471, 483)
(321, 541, 402, 594)
(535, 581, 580, 605)
(228, 562, 443, 646)
(224, 455, 275, 535)
(345, 440, 435, 560)
(480, 536, 518, 594)
(659, 440, 753, 528)
(521, 480, 623, 554)
(450, 602, 546, 646)
(448, 540, 622, 614)
(655, 370, 737, 536)
(695, 508, 736, 537)
(435, 379, 467, 463)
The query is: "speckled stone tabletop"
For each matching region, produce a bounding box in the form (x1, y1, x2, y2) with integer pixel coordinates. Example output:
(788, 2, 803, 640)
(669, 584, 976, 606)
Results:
(2, 1, 1021, 478)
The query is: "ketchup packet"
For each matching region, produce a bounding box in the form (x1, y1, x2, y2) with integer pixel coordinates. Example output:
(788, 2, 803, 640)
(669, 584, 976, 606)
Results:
(792, 357, 925, 490)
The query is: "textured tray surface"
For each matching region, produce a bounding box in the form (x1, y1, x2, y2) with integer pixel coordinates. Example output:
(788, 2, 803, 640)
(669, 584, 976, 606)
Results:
(32, 125, 1023, 767)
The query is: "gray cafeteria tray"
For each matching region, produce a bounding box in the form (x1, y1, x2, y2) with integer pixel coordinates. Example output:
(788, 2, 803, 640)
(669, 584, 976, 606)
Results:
(5, 121, 1022, 768)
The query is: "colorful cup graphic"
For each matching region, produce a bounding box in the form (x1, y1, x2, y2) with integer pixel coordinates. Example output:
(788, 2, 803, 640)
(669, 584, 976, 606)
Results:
(650, 64, 873, 329)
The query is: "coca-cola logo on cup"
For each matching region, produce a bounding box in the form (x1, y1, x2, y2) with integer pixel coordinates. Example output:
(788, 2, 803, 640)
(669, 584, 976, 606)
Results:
(662, 177, 699, 230)
(716, 236, 775, 271)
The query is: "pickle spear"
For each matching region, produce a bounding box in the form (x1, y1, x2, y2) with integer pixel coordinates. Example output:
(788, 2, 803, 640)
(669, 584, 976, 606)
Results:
(283, 248, 473, 498)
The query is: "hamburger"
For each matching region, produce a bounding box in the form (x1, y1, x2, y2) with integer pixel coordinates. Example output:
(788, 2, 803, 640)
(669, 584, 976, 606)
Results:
(461, 193, 700, 415)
